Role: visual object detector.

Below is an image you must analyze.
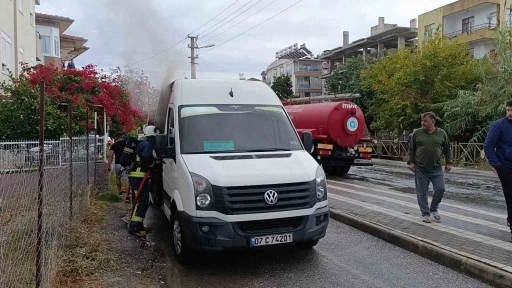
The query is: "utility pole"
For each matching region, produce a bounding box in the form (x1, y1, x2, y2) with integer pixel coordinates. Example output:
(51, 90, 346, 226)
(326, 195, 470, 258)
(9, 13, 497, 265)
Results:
(188, 35, 198, 79)
(187, 35, 215, 80)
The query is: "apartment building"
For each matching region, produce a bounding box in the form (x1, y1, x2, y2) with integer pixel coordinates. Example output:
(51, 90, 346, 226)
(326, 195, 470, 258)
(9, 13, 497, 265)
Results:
(36, 13, 89, 67)
(418, 0, 510, 58)
(0, 0, 41, 83)
(263, 43, 324, 98)
(321, 17, 418, 77)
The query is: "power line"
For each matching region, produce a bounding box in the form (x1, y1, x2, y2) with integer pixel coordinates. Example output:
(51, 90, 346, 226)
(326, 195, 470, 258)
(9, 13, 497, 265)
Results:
(199, 0, 256, 36)
(200, 0, 279, 45)
(189, 0, 242, 35)
(125, 37, 187, 67)
(200, 0, 303, 56)
(199, 0, 265, 40)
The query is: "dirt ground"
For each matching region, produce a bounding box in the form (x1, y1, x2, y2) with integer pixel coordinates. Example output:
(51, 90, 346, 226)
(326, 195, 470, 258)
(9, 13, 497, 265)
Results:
(94, 201, 168, 288)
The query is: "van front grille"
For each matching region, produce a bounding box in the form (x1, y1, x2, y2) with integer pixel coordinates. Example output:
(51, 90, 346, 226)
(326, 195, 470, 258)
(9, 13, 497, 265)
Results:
(212, 181, 316, 215)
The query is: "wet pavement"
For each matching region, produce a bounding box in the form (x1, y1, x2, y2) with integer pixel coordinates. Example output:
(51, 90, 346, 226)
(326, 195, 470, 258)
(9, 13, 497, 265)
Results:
(128, 163, 501, 287)
(145, 206, 489, 288)
(348, 161, 504, 211)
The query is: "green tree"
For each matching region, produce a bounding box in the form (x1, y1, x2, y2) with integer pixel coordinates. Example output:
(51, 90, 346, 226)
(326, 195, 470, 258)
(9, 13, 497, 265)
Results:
(361, 31, 484, 136)
(325, 56, 376, 131)
(441, 25, 511, 142)
(271, 75, 294, 100)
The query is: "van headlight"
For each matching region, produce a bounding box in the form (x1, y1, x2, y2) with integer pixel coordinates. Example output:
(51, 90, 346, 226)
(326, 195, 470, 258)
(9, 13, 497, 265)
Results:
(191, 173, 214, 210)
(316, 165, 327, 200)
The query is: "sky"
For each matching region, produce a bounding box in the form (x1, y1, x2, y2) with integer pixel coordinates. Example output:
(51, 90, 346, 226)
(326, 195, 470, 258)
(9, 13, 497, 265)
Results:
(36, 0, 456, 88)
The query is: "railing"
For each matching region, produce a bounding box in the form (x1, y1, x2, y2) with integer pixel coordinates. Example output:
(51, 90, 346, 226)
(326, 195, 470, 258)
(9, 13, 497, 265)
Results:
(368, 140, 487, 166)
(0, 136, 106, 173)
(297, 67, 322, 72)
(444, 23, 497, 38)
(296, 84, 322, 89)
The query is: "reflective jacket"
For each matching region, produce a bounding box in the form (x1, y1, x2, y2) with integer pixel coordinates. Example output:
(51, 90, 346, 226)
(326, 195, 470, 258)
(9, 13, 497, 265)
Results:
(128, 140, 155, 178)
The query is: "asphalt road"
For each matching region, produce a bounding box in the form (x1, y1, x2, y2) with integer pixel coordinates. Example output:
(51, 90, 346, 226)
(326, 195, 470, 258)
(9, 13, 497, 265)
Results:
(146, 206, 490, 288)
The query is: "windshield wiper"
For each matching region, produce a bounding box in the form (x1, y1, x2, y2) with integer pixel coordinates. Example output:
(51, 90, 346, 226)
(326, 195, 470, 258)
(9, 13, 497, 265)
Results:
(246, 148, 291, 152)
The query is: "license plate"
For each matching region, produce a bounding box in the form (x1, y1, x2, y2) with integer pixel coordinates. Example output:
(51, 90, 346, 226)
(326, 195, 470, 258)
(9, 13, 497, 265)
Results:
(250, 233, 293, 247)
(355, 159, 372, 164)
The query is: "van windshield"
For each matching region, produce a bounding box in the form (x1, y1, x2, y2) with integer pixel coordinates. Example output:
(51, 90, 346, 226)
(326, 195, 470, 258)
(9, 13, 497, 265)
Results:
(178, 105, 303, 154)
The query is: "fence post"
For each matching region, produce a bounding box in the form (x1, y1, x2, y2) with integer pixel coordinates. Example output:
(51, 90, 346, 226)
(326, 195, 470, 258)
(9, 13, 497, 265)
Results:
(35, 81, 45, 288)
(86, 106, 89, 186)
(68, 103, 73, 220)
(94, 112, 97, 185)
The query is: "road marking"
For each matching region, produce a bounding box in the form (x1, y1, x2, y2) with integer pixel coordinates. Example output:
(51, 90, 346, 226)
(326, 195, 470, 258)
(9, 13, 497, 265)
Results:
(328, 185, 510, 232)
(328, 193, 512, 251)
(328, 179, 505, 219)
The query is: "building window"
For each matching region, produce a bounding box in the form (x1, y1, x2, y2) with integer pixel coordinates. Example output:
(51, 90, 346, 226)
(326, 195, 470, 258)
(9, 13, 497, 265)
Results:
(462, 16, 475, 34)
(30, 12, 34, 26)
(507, 9, 512, 27)
(1, 31, 13, 74)
(280, 66, 284, 75)
(36, 26, 60, 58)
(18, 0, 23, 13)
(31, 57, 35, 65)
(424, 24, 435, 41)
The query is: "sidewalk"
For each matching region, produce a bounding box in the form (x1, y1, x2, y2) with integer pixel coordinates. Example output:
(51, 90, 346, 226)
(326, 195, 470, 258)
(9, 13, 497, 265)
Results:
(327, 178, 512, 288)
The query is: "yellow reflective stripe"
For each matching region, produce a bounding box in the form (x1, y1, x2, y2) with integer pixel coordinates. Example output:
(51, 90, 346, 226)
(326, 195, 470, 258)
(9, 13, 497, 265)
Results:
(129, 171, 145, 177)
(131, 204, 144, 222)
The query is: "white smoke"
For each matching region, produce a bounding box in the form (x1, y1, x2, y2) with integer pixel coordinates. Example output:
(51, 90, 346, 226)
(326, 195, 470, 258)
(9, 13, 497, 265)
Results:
(102, 0, 188, 89)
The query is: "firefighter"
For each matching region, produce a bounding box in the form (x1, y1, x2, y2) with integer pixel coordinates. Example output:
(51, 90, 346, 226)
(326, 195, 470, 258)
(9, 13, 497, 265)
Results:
(127, 125, 158, 237)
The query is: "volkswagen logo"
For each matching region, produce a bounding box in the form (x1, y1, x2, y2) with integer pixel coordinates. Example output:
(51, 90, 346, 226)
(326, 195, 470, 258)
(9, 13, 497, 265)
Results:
(264, 190, 278, 205)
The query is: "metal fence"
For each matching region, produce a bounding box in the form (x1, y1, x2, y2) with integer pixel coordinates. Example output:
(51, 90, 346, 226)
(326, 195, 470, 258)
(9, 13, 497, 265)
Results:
(0, 136, 108, 288)
(0, 136, 105, 173)
(369, 140, 487, 165)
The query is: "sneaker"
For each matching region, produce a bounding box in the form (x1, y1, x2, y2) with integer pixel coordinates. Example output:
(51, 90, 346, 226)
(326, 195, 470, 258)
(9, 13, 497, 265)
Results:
(423, 216, 432, 223)
(432, 212, 441, 221)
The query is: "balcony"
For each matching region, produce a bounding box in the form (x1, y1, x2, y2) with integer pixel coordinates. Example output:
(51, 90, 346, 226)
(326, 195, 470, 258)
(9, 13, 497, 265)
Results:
(296, 83, 322, 91)
(444, 23, 497, 42)
(295, 67, 322, 77)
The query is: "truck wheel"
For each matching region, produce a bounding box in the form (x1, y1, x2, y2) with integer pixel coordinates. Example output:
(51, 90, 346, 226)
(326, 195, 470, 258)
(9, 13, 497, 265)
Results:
(171, 213, 193, 265)
(296, 240, 319, 249)
(322, 164, 336, 176)
(337, 166, 351, 176)
(323, 164, 351, 176)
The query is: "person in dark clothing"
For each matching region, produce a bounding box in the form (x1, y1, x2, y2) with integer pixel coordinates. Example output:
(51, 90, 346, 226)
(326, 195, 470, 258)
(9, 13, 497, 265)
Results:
(128, 126, 158, 237)
(108, 132, 129, 200)
(484, 100, 512, 241)
(408, 112, 453, 223)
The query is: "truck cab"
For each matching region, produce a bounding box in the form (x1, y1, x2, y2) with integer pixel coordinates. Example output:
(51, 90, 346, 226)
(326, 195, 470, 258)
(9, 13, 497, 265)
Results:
(152, 79, 329, 263)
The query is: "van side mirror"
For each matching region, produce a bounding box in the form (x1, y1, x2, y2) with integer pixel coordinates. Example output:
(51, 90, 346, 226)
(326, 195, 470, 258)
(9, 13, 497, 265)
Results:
(302, 131, 314, 153)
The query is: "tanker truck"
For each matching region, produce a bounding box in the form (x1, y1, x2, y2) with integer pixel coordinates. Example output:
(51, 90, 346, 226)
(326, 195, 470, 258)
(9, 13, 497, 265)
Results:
(284, 101, 373, 176)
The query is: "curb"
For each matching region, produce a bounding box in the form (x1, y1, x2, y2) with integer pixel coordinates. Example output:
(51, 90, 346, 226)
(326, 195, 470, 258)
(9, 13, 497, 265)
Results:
(329, 209, 512, 288)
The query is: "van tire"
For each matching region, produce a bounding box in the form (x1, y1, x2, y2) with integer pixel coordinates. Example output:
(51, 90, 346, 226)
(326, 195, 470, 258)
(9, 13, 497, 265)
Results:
(296, 240, 319, 249)
(171, 212, 193, 264)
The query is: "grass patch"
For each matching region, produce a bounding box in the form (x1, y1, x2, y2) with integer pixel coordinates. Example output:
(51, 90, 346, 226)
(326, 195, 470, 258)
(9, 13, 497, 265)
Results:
(54, 199, 114, 287)
(97, 192, 122, 203)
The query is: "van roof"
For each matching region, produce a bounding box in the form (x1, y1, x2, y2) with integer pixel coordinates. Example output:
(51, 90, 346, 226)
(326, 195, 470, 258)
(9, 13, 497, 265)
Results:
(173, 79, 283, 106)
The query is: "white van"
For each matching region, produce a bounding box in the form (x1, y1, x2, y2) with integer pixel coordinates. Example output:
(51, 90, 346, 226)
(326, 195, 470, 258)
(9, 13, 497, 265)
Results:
(152, 79, 329, 263)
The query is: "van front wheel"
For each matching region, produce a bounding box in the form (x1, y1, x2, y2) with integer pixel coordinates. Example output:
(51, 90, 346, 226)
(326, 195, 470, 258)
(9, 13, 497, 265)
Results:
(171, 213, 193, 264)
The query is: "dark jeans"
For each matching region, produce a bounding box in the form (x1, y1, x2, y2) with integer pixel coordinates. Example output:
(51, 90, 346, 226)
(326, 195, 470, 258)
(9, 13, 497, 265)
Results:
(415, 170, 446, 217)
(497, 166, 512, 234)
(128, 177, 150, 232)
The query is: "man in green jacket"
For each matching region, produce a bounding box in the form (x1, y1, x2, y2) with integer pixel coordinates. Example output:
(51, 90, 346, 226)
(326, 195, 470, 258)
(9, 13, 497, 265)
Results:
(408, 112, 453, 223)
